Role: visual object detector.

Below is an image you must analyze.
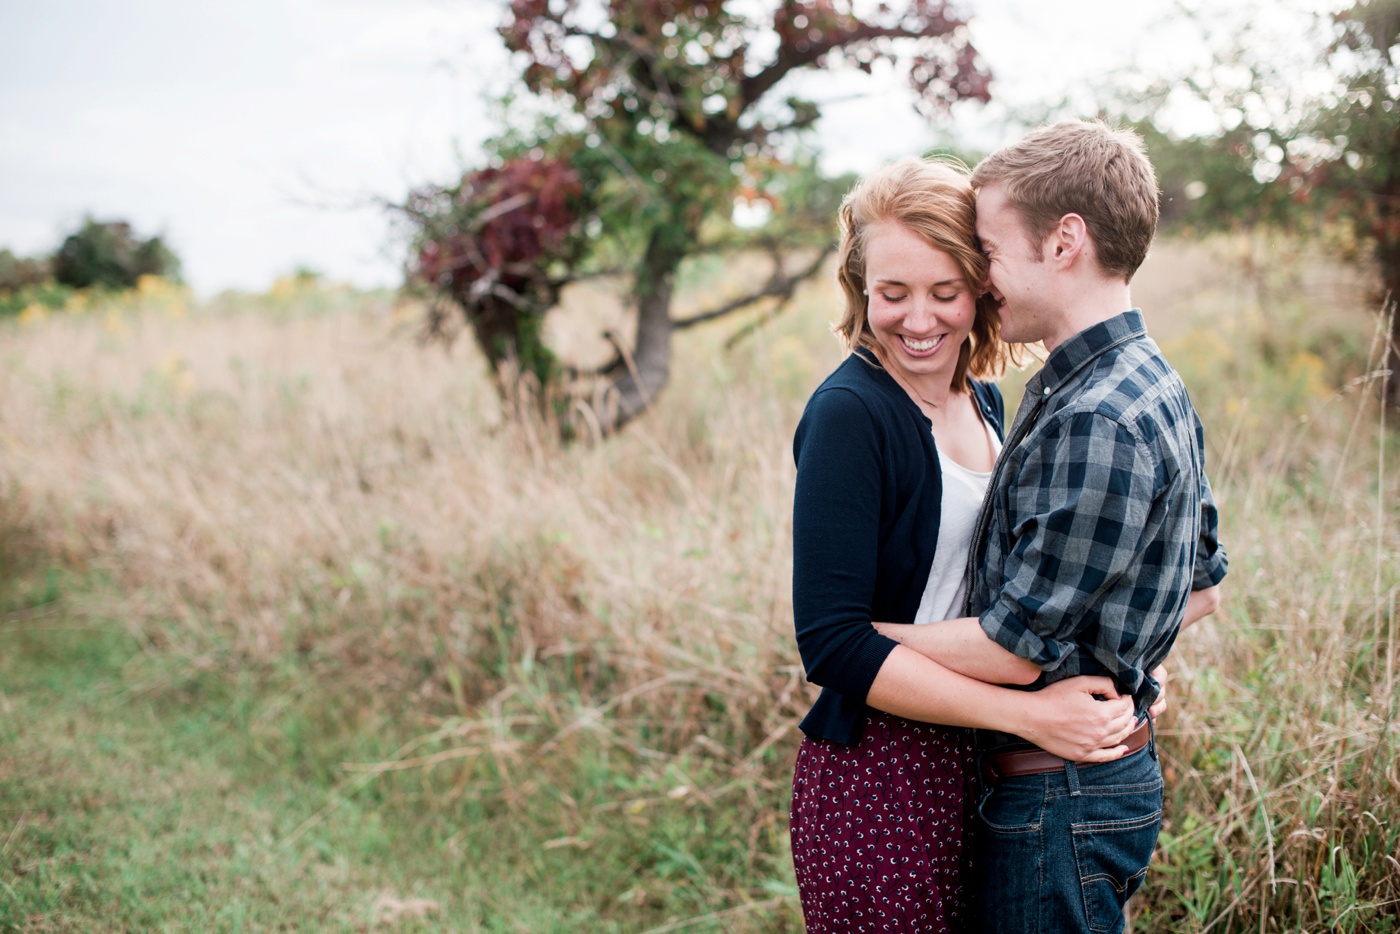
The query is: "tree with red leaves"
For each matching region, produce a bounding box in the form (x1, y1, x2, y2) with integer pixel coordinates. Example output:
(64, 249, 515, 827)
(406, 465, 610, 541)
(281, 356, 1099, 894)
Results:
(407, 0, 991, 434)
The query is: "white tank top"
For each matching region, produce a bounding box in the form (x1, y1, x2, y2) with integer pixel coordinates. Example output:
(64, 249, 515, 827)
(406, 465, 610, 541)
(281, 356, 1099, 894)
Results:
(913, 416, 1003, 625)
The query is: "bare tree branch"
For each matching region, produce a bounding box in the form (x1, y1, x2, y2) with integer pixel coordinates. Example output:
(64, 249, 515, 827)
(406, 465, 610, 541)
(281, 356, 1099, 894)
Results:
(740, 24, 931, 108)
(672, 243, 835, 330)
(754, 112, 823, 138)
(723, 300, 795, 349)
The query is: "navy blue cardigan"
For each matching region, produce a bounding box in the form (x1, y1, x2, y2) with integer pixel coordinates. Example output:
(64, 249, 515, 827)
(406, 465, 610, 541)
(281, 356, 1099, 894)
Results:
(791, 349, 1006, 745)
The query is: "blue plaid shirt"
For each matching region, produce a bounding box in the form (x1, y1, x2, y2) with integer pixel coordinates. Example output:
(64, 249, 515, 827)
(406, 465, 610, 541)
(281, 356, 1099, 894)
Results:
(966, 310, 1227, 715)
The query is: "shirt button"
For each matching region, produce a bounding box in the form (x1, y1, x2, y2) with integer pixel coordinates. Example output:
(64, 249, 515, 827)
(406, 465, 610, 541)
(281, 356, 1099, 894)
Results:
(1043, 386, 1051, 395)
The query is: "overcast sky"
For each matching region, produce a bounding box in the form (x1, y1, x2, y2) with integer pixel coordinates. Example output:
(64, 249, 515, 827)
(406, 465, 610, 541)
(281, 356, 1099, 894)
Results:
(0, 0, 1201, 294)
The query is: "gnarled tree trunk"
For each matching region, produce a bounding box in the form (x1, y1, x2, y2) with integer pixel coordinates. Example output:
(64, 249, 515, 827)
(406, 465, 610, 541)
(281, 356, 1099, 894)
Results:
(588, 227, 688, 434)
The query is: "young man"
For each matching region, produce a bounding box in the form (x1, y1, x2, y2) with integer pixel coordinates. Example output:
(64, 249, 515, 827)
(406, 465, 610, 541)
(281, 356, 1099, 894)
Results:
(873, 119, 1228, 929)
(963, 119, 1228, 932)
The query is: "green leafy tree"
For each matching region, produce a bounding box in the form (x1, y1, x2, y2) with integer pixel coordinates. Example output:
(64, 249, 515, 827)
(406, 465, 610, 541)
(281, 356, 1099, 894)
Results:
(53, 217, 182, 290)
(405, 0, 991, 434)
(1323, 0, 1400, 406)
(1110, 0, 1400, 405)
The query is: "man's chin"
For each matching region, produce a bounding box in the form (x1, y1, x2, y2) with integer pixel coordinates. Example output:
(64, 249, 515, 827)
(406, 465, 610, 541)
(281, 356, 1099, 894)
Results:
(996, 308, 1018, 339)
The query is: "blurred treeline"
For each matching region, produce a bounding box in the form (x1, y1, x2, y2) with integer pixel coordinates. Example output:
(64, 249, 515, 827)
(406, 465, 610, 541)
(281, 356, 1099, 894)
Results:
(0, 217, 181, 317)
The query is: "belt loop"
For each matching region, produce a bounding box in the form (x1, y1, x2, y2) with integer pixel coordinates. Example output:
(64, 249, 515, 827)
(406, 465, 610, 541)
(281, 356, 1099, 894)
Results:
(1146, 713, 1158, 761)
(977, 749, 998, 790)
(976, 751, 998, 814)
(1064, 759, 1081, 796)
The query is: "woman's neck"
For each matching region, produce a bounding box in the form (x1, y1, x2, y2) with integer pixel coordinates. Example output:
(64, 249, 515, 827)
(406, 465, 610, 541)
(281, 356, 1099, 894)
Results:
(893, 369, 956, 413)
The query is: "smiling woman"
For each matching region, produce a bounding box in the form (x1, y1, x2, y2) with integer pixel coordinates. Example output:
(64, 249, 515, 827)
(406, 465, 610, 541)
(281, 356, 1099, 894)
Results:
(786, 157, 1142, 933)
(831, 158, 1016, 474)
(863, 221, 979, 408)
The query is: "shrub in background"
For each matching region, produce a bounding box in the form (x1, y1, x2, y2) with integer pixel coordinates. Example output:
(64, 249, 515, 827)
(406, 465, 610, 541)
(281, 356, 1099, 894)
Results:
(0, 248, 51, 292)
(52, 217, 181, 290)
(1, 218, 184, 318)
(0, 248, 70, 318)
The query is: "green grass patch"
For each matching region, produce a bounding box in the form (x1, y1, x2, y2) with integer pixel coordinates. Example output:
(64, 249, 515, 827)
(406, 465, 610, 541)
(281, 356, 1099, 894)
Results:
(0, 581, 802, 932)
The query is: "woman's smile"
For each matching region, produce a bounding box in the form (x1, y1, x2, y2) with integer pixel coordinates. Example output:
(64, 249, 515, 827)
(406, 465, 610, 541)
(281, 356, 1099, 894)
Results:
(898, 332, 947, 355)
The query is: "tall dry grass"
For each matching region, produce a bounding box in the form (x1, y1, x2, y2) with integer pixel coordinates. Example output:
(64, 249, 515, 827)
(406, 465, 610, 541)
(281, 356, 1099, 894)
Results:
(1, 233, 1397, 930)
(1133, 234, 1400, 931)
(0, 271, 822, 757)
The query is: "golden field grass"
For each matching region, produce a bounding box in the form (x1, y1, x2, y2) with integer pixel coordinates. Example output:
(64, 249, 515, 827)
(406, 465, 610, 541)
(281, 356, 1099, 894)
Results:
(1, 235, 1397, 931)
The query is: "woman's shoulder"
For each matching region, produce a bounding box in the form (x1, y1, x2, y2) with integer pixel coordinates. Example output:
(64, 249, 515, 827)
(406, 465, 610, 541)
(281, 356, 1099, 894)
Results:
(795, 353, 901, 448)
(801, 374, 875, 429)
(809, 350, 899, 404)
(816, 348, 877, 385)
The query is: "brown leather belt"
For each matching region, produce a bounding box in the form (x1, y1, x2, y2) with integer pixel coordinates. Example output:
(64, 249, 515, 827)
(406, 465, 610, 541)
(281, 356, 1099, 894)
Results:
(981, 718, 1152, 786)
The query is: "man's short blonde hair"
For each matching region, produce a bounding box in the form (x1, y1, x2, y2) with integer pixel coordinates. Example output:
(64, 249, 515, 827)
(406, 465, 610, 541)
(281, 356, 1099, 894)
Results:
(834, 157, 1014, 388)
(970, 120, 1159, 280)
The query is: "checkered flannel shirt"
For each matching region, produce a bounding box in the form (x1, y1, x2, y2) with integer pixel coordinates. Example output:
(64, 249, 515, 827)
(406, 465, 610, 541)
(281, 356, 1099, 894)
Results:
(965, 310, 1228, 715)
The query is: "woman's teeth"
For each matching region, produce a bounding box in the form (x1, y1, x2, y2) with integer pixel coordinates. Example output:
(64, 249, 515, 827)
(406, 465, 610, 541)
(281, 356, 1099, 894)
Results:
(901, 334, 943, 352)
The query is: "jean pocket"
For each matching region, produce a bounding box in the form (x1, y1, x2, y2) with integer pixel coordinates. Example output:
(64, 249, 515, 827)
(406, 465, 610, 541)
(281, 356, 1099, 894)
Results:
(977, 781, 1043, 834)
(1071, 806, 1162, 934)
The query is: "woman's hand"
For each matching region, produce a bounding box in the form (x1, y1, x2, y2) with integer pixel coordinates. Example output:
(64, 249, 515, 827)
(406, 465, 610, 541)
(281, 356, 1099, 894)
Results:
(1181, 585, 1220, 630)
(1148, 665, 1168, 721)
(1015, 676, 1136, 763)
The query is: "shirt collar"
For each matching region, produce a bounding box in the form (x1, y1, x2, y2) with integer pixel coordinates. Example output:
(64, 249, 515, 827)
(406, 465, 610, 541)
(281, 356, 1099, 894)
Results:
(1040, 310, 1146, 395)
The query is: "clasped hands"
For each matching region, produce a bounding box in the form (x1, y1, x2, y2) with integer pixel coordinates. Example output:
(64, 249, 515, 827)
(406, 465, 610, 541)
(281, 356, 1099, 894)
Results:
(872, 619, 1168, 763)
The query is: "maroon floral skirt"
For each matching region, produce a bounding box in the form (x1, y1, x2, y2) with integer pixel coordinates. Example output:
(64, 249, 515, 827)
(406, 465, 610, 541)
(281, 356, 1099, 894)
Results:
(789, 713, 976, 933)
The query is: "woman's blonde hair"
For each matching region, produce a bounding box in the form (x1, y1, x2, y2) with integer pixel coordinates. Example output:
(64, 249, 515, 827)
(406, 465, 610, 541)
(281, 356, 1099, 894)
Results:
(833, 157, 1015, 388)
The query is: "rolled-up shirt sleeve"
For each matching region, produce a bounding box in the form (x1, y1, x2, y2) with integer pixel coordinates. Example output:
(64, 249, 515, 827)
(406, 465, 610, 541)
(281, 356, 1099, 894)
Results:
(791, 388, 899, 702)
(978, 411, 1155, 671)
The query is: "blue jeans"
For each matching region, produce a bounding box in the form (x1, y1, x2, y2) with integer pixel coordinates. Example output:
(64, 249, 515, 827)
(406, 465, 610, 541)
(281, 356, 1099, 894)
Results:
(973, 739, 1163, 933)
